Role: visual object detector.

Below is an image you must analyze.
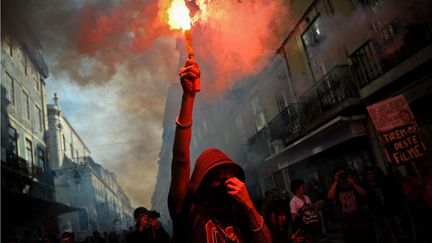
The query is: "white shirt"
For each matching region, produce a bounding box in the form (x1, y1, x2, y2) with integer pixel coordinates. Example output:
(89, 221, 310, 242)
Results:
(290, 195, 312, 214)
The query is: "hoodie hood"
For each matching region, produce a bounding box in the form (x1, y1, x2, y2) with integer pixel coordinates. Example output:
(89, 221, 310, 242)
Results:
(189, 148, 245, 195)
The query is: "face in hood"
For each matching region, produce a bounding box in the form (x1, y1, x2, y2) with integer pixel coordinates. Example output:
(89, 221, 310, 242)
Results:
(189, 148, 245, 199)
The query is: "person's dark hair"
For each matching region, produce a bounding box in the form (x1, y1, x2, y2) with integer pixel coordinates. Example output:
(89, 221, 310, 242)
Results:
(133, 207, 149, 219)
(364, 166, 375, 173)
(149, 210, 161, 219)
(264, 200, 285, 216)
(290, 179, 304, 194)
(334, 166, 347, 174)
(264, 190, 273, 197)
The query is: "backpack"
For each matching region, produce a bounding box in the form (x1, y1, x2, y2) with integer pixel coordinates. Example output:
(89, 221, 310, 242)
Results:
(298, 198, 321, 226)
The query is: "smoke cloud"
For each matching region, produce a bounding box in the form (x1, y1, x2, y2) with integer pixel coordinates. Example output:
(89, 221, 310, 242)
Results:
(315, 0, 432, 68)
(12, 0, 289, 208)
(16, 0, 430, 210)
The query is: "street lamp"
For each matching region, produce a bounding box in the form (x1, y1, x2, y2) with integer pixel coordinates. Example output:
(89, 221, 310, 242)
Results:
(72, 169, 81, 184)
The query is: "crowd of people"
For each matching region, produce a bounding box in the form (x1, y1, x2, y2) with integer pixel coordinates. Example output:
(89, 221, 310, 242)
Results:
(25, 208, 170, 243)
(10, 162, 430, 243)
(253, 165, 432, 243)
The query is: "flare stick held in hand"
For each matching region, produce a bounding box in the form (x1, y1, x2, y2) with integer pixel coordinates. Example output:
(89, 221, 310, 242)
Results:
(184, 29, 200, 92)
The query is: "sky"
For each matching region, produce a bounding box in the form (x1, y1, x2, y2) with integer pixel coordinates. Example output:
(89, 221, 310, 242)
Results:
(16, 0, 289, 208)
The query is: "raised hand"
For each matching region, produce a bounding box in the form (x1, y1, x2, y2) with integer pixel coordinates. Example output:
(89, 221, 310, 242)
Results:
(179, 59, 200, 93)
(225, 177, 254, 209)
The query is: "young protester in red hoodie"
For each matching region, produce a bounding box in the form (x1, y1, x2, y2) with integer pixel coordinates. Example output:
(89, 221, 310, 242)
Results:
(168, 59, 271, 243)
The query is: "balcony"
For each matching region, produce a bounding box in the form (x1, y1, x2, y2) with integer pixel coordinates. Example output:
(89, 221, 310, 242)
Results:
(300, 65, 358, 125)
(350, 23, 432, 89)
(268, 103, 303, 143)
(246, 126, 272, 163)
(1, 153, 45, 180)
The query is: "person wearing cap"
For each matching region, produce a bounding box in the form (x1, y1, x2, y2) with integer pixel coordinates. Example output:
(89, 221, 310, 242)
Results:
(148, 211, 169, 243)
(126, 207, 152, 243)
(168, 59, 271, 242)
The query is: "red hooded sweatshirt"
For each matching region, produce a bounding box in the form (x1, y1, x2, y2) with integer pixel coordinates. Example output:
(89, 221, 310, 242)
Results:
(169, 148, 250, 243)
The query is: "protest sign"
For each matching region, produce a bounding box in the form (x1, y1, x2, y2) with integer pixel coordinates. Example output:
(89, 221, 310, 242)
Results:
(367, 95, 425, 165)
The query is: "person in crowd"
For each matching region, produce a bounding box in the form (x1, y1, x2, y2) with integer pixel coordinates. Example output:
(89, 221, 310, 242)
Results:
(103, 232, 109, 243)
(327, 167, 375, 243)
(264, 200, 308, 243)
(107, 232, 120, 243)
(363, 166, 398, 243)
(83, 236, 94, 243)
(126, 207, 152, 243)
(289, 179, 321, 243)
(93, 231, 107, 243)
(148, 210, 170, 243)
(120, 229, 130, 243)
(168, 58, 271, 242)
(45, 234, 59, 243)
(308, 180, 327, 236)
(261, 189, 279, 214)
(60, 232, 75, 243)
(280, 190, 293, 226)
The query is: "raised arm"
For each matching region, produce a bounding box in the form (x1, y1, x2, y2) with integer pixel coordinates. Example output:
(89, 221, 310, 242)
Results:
(169, 59, 201, 215)
(348, 176, 367, 197)
(328, 171, 342, 200)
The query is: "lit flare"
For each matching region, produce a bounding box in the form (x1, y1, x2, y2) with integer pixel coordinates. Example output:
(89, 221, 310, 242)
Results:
(167, 0, 200, 92)
(167, 0, 191, 31)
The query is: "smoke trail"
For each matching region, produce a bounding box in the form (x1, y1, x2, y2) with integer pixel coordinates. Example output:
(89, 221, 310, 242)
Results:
(13, 0, 290, 208)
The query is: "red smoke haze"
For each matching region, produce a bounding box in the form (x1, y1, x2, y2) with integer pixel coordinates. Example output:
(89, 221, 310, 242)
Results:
(74, 0, 288, 96)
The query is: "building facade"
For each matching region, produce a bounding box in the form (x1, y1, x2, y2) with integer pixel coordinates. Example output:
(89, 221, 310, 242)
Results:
(47, 100, 134, 240)
(1, 1, 78, 240)
(254, 0, 432, 197)
(154, 0, 432, 236)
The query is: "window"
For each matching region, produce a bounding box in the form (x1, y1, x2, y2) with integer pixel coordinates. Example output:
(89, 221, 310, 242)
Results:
(23, 92, 31, 120)
(32, 68, 40, 92)
(38, 148, 45, 171)
(8, 126, 18, 156)
(18, 49, 28, 75)
(302, 16, 326, 81)
(364, 0, 383, 12)
(276, 91, 288, 112)
(250, 95, 266, 131)
(70, 143, 74, 158)
(62, 134, 66, 152)
(2, 35, 13, 56)
(3, 72, 15, 104)
(25, 139, 33, 165)
(235, 115, 246, 137)
(35, 106, 43, 131)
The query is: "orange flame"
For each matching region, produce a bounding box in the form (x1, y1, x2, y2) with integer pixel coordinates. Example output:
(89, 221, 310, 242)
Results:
(167, 0, 191, 31)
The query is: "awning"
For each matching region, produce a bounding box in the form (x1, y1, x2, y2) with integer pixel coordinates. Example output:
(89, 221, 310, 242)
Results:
(266, 115, 367, 170)
(1, 190, 81, 227)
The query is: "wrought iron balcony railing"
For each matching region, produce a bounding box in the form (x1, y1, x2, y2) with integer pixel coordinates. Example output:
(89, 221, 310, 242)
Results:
(350, 23, 432, 88)
(246, 126, 272, 161)
(300, 65, 358, 124)
(2, 153, 45, 180)
(268, 103, 303, 141)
